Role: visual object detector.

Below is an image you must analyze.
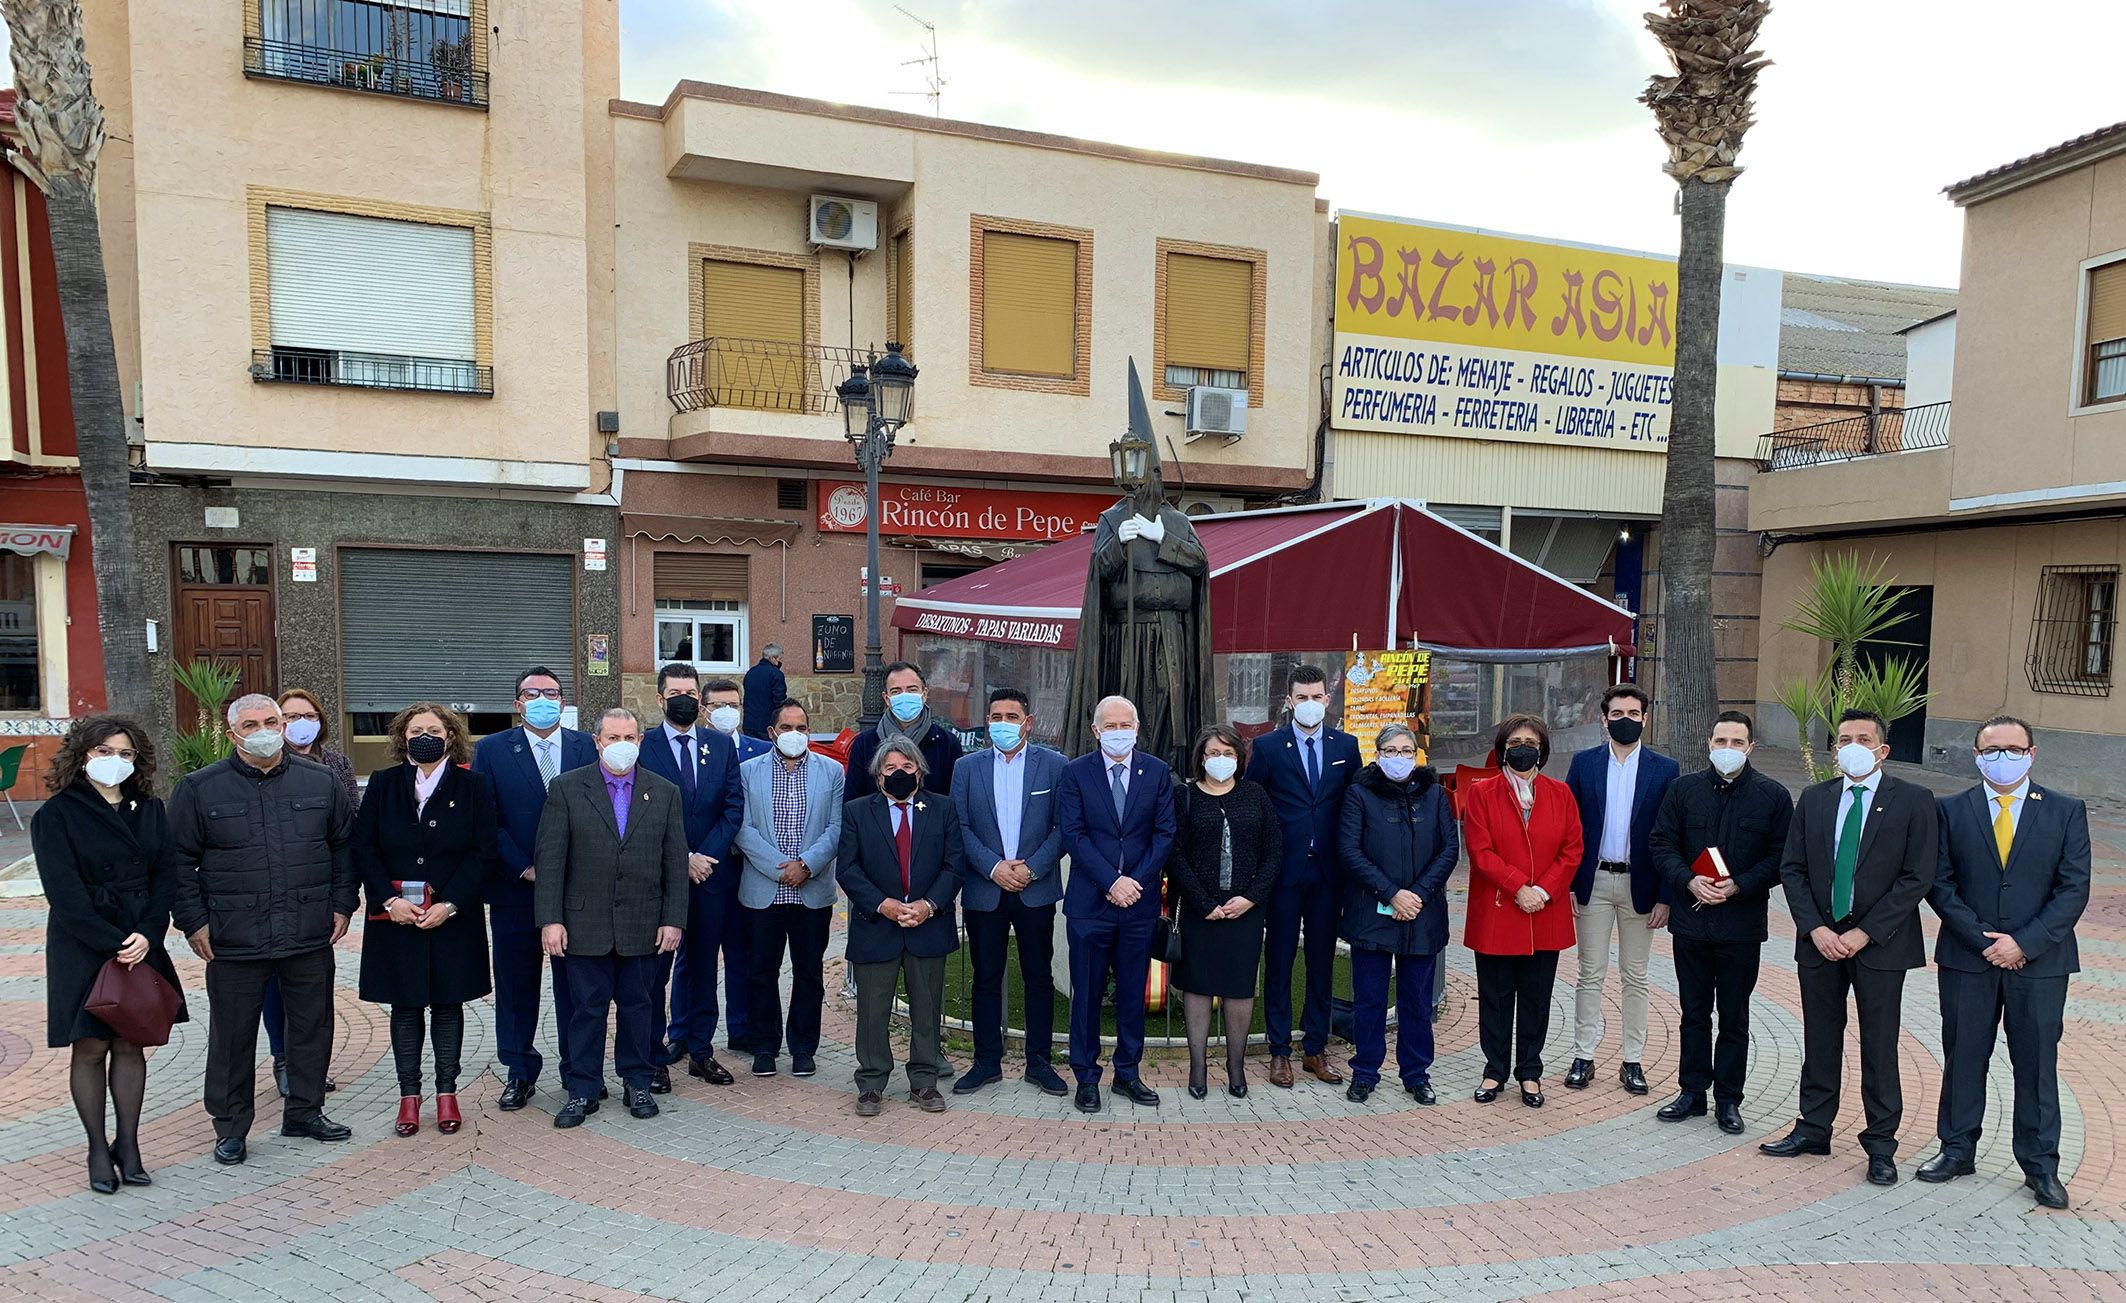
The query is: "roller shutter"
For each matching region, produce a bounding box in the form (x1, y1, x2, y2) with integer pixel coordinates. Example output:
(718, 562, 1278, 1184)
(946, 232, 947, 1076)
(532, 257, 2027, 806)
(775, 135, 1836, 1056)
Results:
(339, 548, 573, 715)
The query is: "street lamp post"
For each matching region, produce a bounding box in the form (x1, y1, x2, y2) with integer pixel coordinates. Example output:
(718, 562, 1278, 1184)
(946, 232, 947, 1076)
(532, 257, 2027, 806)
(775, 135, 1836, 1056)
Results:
(837, 342, 918, 729)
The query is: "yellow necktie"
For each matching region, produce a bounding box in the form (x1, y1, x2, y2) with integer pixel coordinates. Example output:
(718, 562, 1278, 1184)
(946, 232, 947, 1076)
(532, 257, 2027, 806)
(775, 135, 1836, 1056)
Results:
(1994, 794, 2015, 866)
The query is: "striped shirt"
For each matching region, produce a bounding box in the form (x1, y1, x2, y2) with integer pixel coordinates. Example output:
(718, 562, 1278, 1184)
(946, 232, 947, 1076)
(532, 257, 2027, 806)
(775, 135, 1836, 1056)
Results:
(771, 757, 808, 905)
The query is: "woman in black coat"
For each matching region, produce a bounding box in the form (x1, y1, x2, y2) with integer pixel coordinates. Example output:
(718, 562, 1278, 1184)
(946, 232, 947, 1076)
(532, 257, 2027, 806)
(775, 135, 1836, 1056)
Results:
(353, 703, 496, 1138)
(1337, 724, 1459, 1106)
(32, 716, 189, 1193)
(1167, 724, 1281, 1100)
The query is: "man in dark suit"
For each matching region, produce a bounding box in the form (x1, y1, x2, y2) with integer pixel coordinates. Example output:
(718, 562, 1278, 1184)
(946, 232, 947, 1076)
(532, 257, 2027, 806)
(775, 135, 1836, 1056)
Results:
(741, 645, 787, 739)
(845, 661, 965, 800)
(950, 687, 1069, 1096)
(1762, 708, 1938, 1186)
(535, 709, 688, 1128)
(640, 663, 746, 1088)
(1244, 664, 1362, 1088)
(471, 666, 598, 1111)
(839, 739, 966, 1116)
(1918, 715, 2090, 1209)
(1058, 694, 1178, 1113)
(704, 677, 769, 1056)
(1562, 683, 1680, 1095)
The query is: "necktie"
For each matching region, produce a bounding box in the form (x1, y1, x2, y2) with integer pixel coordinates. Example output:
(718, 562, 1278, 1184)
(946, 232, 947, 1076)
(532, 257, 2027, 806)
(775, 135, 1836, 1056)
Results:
(536, 739, 558, 789)
(1994, 793, 2016, 866)
(676, 732, 697, 801)
(1110, 763, 1128, 821)
(1832, 784, 1866, 920)
(1304, 735, 1320, 790)
(893, 802, 913, 896)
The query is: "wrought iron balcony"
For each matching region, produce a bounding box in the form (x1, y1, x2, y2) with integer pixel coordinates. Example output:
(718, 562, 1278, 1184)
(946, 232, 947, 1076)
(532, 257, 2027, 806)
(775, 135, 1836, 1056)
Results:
(668, 337, 906, 416)
(251, 348, 492, 396)
(1757, 400, 1951, 470)
(244, 1, 487, 109)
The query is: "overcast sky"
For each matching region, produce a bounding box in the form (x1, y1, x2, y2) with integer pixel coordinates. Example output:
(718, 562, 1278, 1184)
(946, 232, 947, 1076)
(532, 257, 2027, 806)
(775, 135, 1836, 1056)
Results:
(618, 0, 2126, 289)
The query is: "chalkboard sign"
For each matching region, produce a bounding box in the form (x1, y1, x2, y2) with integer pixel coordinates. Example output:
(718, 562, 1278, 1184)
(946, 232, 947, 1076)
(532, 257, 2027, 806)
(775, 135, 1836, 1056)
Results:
(811, 614, 855, 673)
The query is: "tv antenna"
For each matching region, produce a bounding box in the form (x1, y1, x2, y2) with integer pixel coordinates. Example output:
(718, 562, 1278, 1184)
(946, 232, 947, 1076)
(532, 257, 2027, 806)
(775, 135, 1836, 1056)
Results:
(890, 7, 946, 117)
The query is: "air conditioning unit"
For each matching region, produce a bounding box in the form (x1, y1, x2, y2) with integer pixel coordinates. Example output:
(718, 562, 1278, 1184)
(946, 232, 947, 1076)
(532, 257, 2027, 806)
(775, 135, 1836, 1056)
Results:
(808, 195, 878, 251)
(1185, 385, 1248, 440)
(1180, 495, 1242, 518)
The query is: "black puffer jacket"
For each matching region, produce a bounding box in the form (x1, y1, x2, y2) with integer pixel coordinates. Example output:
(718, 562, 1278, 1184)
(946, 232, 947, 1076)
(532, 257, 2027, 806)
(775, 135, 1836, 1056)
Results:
(170, 753, 358, 959)
(1337, 763, 1459, 955)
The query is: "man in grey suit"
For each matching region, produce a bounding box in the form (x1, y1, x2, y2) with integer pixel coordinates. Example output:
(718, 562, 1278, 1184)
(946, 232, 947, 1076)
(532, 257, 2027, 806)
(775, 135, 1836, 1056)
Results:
(536, 709, 687, 1128)
(950, 687, 1069, 1097)
(1918, 715, 2091, 1209)
(736, 699, 846, 1079)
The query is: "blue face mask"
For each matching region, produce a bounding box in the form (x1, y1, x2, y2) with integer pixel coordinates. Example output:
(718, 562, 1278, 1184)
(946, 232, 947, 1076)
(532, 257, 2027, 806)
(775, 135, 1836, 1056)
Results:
(888, 691, 925, 722)
(988, 721, 1024, 752)
(523, 697, 562, 730)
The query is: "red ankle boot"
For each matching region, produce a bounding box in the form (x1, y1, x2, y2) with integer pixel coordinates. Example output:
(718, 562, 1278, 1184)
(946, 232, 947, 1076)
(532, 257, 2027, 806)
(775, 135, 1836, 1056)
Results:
(394, 1095, 421, 1137)
(435, 1094, 462, 1135)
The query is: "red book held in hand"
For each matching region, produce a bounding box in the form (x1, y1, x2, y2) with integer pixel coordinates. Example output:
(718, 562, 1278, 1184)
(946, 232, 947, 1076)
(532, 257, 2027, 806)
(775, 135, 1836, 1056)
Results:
(1692, 847, 1731, 880)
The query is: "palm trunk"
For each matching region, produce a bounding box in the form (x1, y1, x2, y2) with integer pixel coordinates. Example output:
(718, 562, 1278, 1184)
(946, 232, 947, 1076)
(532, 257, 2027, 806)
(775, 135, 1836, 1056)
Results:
(1656, 178, 1727, 748)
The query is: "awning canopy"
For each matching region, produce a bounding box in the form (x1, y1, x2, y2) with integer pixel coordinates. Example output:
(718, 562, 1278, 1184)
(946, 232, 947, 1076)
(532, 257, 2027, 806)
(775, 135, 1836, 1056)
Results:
(891, 499, 1635, 660)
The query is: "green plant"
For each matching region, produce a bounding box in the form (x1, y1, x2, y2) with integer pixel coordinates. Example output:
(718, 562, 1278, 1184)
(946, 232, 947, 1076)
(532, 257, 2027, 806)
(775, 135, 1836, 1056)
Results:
(1775, 553, 1935, 781)
(171, 657, 241, 773)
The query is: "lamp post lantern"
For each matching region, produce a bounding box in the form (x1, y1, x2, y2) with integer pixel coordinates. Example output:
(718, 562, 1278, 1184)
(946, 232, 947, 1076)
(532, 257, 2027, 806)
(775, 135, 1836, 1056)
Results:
(1109, 428, 1154, 491)
(836, 343, 918, 728)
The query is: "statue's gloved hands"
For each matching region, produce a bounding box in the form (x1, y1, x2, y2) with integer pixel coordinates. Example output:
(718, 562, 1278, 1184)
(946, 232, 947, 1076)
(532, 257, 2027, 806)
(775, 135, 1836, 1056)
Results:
(1117, 517, 1144, 543)
(1134, 514, 1166, 543)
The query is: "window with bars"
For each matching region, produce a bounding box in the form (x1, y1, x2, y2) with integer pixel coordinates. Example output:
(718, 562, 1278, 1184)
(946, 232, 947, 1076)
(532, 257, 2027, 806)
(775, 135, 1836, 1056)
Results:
(2086, 258, 2126, 406)
(2026, 564, 2119, 695)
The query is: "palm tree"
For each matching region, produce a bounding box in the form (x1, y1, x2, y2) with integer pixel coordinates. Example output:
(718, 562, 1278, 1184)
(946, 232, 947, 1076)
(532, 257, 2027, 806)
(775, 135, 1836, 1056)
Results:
(4, 1, 148, 719)
(1640, 0, 1770, 748)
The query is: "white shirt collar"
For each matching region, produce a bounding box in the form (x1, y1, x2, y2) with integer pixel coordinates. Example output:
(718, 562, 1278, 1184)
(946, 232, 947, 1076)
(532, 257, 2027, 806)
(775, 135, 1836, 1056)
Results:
(1985, 778, 2030, 804)
(995, 746, 1025, 766)
(1608, 743, 1641, 766)
(1293, 722, 1323, 740)
(1107, 751, 1134, 769)
(1844, 766, 1885, 796)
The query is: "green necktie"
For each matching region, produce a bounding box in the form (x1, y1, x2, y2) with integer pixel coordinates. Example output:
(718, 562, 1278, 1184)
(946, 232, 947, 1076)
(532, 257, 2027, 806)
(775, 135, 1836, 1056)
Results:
(1832, 784, 1866, 920)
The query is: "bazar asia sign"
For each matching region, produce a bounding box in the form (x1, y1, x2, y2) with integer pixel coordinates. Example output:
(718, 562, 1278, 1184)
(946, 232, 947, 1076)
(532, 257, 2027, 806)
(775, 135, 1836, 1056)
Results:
(1332, 214, 1676, 452)
(0, 524, 73, 559)
(817, 480, 1108, 541)
(905, 609, 1076, 650)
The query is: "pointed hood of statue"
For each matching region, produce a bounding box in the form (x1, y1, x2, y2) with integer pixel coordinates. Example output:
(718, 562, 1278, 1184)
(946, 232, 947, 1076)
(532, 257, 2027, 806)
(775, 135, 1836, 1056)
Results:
(1125, 358, 1161, 473)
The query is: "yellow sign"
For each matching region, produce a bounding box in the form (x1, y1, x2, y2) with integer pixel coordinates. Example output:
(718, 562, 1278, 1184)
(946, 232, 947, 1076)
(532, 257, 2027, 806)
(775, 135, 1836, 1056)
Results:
(1343, 650, 1432, 764)
(1333, 214, 1677, 452)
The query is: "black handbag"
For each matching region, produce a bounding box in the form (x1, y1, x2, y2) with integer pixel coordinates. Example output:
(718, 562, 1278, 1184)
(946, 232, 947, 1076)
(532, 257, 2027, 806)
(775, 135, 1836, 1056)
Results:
(1152, 912, 1184, 967)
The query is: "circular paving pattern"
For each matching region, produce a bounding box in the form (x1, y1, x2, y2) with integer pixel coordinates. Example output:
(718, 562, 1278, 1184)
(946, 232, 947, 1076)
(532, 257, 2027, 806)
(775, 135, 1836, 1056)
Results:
(0, 813, 2122, 1301)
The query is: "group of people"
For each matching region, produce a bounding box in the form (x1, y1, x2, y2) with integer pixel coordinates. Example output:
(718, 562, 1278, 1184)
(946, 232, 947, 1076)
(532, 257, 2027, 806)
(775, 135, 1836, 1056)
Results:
(32, 655, 2089, 1209)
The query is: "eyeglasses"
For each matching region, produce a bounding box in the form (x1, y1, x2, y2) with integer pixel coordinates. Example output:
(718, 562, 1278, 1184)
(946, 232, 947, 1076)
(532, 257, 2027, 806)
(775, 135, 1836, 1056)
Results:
(518, 688, 564, 700)
(1977, 746, 2032, 760)
(280, 708, 320, 721)
(1378, 747, 1418, 758)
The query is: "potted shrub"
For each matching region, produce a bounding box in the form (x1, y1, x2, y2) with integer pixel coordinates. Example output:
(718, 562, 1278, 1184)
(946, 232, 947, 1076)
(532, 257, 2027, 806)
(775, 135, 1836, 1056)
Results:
(432, 36, 472, 101)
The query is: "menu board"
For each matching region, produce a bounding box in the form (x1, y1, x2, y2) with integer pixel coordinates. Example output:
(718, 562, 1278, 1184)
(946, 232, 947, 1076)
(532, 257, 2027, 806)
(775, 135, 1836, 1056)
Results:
(1343, 650, 1433, 764)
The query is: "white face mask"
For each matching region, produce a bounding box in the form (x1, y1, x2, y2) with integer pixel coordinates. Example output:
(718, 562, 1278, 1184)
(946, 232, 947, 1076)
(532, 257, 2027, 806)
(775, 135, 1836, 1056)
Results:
(1975, 749, 2033, 787)
(1835, 741, 1880, 780)
(1708, 746, 1748, 778)
(708, 704, 742, 735)
(599, 740, 640, 773)
(85, 755, 135, 789)
(1099, 728, 1137, 758)
(775, 730, 811, 759)
(282, 717, 322, 748)
(1292, 699, 1327, 729)
(1201, 754, 1238, 783)
(238, 728, 286, 760)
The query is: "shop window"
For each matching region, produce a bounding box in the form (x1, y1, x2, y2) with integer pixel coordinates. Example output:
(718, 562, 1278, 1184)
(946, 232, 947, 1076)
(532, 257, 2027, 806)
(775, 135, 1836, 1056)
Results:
(0, 553, 37, 711)
(2027, 564, 2119, 696)
(2084, 256, 2126, 406)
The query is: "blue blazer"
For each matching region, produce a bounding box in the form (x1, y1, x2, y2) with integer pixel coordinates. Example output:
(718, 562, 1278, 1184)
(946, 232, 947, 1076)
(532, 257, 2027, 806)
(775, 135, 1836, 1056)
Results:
(471, 725, 597, 926)
(1930, 783, 2091, 979)
(1057, 750, 1177, 921)
(1244, 723, 1362, 892)
(729, 732, 772, 765)
(950, 744, 1068, 912)
(1564, 744, 1681, 913)
(734, 751, 845, 910)
(638, 722, 746, 873)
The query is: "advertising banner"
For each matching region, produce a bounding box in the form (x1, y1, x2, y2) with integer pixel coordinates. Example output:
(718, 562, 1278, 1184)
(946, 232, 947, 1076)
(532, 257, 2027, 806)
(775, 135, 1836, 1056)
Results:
(1333, 214, 1677, 453)
(1343, 649, 1434, 764)
(817, 480, 1109, 542)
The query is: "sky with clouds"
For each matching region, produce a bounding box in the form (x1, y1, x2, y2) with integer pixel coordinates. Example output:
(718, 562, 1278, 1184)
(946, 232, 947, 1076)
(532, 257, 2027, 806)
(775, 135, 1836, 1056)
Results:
(616, 0, 2126, 289)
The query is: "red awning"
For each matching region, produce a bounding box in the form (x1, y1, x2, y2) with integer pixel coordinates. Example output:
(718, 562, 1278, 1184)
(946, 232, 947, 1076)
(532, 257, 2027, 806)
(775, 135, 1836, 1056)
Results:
(892, 499, 1634, 659)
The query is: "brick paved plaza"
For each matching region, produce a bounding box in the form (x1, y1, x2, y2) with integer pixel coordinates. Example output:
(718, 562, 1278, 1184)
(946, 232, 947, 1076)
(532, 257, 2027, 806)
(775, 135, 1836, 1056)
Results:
(2, 758, 2123, 1302)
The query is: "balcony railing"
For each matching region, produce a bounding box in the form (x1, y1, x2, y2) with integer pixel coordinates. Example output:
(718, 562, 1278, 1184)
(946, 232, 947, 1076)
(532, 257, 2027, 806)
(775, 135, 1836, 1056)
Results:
(1757, 400, 1951, 470)
(668, 337, 905, 416)
(245, 1, 487, 109)
(251, 347, 492, 396)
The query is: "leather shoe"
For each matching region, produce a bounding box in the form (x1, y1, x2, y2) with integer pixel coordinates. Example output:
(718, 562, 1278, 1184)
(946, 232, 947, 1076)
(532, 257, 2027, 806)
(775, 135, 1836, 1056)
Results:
(1867, 1156, 1899, 1186)
(1759, 1129, 1831, 1157)
(554, 1097, 597, 1128)
(1917, 1151, 1975, 1183)
(497, 1079, 535, 1111)
(1473, 1082, 1501, 1103)
(87, 1159, 118, 1195)
(854, 1091, 883, 1117)
(281, 1115, 352, 1142)
(1074, 1084, 1102, 1114)
(1619, 1062, 1649, 1095)
(213, 1136, 247, 1165)
(791, 1055, 818, 1077)
(751, 1054, 778, 1077)
(1716, 1102, 1745, 1134)
(2028, 1172, 2070, 1209)
(656, 1041, 688, 1067)
(1408, 1082, 1437, 1106)
(689, 1055, 734, 1086)
(911, 1087, 947, 1113)
(1025, 1062, 1069, 1097)
(953, 1064, 1002, 1095)
(116, 1146, 151, 1186)
(1564, 1058, 1594, 1089)
(648, 1064, 673, 1095)
(1115, 1078, 1160, 1107)
(1657, 1091, 1707, 1122)
(1268, 1056, 1294, 1088)
(625, 1085, 659, 1119)
(1345, 1081, 1374, 1103)
(1520, 1083, 1545, 1108)
(1303, 1054, 1344, 1085)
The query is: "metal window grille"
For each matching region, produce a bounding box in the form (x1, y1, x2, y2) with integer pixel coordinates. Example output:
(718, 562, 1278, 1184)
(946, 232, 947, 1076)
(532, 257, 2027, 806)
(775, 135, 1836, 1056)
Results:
(777, 480, 808, 511)
(2026, 564, 2120, 696)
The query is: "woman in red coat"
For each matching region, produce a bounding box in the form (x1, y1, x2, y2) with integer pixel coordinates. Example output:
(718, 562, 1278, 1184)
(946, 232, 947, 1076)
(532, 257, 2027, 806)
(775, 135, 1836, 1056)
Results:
(1462, 714, 1581, 1107)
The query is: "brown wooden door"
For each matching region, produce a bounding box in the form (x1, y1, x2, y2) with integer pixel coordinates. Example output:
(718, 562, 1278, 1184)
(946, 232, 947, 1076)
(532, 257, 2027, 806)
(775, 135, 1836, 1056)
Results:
(172, 544, 278, 730)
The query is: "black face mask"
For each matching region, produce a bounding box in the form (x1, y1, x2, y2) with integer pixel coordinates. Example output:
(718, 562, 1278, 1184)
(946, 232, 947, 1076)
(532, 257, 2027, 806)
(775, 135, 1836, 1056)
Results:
(1606, 718, 1644, 745)
(1503, 744, 1542, 773)
(407, 735, 449, 765)
(882, 769, 922, 800)
(664, 695, 700, 727)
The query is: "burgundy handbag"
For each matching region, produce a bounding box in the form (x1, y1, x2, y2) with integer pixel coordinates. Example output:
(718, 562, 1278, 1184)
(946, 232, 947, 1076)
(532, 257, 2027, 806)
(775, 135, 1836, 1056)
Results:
(84, 957, 183, 1048)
